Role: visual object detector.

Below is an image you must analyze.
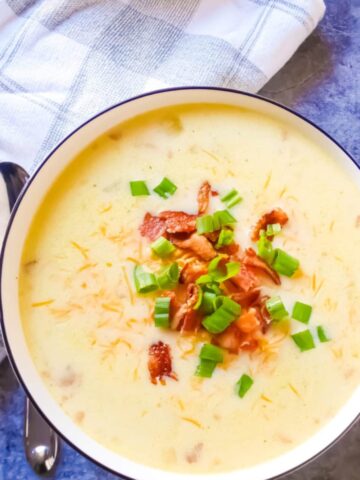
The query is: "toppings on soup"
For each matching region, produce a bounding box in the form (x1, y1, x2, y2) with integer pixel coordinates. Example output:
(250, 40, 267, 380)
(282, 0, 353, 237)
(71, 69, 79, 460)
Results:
(132, 180, 330, 388)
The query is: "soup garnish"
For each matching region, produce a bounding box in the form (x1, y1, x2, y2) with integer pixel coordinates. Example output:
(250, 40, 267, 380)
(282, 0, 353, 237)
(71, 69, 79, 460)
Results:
(133, 180, 327, 387)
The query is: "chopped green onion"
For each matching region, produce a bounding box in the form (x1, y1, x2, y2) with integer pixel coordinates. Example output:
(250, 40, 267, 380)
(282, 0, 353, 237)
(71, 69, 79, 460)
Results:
(292, 301, 312, 324)
(216, 227, 235, 248)
(236, 374, 254, 398)
(197, 210, 237, 235)
(195, 359, 217, 378)
(157, 263, 180, 290)
(203, 283, 223, 295)
(129, 180, 150, 196)
(150, 236, 175, 257)
(153, 177, 177, 198)
(202, 296, 241, 334)
(257, 233, 275, 264)
(196, 274, 214, 285)
(202, 307, 234, 334)
(317, 326, 331, 343)
(200, 291, 217, 314)
(196, 260, 240, 285)
(212, 262, 240, 282)
(208, 255, 225, 272)
(266, 223, 281, 237)
(272, 248, 299, 277)
(266, 296, 288, 321)
(196, 215, 214, 234)
(154, 297, 171, 328)
(221, 189, 243, 208)
(133, 265, 158, 294)
(213, 209, 237, 228)
(193, 288, 203, 310)
(195, 343, 224, 377)
(291, 330, 315, 352)
(199, 343, 224, 363)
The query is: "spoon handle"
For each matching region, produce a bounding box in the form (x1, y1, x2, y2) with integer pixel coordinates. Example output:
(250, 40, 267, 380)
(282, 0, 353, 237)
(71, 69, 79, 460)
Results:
(24, 398, 60, 475)
(0, 162, 60, 475)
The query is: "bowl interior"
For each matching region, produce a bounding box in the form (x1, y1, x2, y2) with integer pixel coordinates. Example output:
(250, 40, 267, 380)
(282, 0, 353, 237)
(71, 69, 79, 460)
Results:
(1, 88, 359, 480)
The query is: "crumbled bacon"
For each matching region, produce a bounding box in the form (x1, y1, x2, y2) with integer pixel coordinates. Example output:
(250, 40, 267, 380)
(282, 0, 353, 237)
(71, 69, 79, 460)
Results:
(230, 288, 261, 308)
(218, 242, 240, 256)
(243, 248, 280, 285)
(148, 341, 177, 385)
(197, 181, 211, 215)
(160, 290, 178, 318)
(228, 264, 259, 292)
(238, 333, 259, 351)
(172, 284, 202, 332)
(213, 324, 242, 353)
(203, 231, 220, 244)
(235, 308, 260, 333)
(214, 324, 259, 353)
(252, 294, 271, 333)
(139, 211, 197, 240)
(251, 208, 289, 241)
(140, 181, 215, 243)
(171, 233, 217, 261)
(181, 309, 202, 333)
(140, 185, 295, 373)
(139, 213, 166, 241)
(180, 261, 207, 284)
(159, 211, 197, 234)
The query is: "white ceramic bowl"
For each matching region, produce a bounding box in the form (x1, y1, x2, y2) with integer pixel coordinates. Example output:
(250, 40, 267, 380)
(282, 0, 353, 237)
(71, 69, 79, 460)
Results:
(1, 87, 359, 480)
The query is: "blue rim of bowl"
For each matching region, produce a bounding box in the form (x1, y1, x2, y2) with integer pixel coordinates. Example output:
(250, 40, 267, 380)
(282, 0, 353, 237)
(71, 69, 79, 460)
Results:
(0, 86, 359, 480)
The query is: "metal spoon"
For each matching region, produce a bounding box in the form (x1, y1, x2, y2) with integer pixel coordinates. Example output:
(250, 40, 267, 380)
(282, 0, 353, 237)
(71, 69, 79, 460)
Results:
(24, 398, 60, 475)
(0, 162, 60, 475)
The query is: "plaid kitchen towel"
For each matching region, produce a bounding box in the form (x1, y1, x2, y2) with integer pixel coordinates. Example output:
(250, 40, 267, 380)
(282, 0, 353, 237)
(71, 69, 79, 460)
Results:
(0, 0, 325, 361)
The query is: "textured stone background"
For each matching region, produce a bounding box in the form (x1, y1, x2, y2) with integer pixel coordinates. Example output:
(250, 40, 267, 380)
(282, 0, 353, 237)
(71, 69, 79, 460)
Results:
(0, 1, 359, 479)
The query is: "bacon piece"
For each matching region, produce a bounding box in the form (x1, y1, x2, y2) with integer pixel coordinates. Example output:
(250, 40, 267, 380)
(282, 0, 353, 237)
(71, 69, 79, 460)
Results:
(230, 288, 261, 308)
(228, 264, 259, 292)
(243, 248, 280, 285)
(180, 261, 207, 284)
(203, 231, 220, 244)
(251, 208, 289, 241)
(230, 290, 271, 332)
(160, 290, 178, 319)
(237, 333, 259, 351)
(197, 181, 211, 215)
(171, 233, 217, 261)
(148, 341, 177, 385)
(213, 324, 259, 354)
(218, 243, 240, 256)
(235, 308, 260, 333)
(213, 324, 242, 353)
(252, 294, 271, 333)
(159, 211, 197, 234)
(171, 284, 201, 332)
(139, 213, 166, 241)
(181, 309, 202, 332)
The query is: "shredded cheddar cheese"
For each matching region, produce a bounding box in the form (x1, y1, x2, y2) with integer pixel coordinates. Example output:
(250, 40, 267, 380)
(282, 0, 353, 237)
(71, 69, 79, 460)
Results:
(31, 299, 54, 307)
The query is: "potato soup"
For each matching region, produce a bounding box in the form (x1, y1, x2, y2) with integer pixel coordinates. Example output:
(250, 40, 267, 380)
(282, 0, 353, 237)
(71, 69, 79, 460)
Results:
(19, 104, 360, 473)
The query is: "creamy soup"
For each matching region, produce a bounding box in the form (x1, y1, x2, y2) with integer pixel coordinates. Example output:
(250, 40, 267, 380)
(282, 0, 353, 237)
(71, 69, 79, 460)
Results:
(19, 104, 360, 473)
